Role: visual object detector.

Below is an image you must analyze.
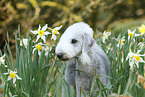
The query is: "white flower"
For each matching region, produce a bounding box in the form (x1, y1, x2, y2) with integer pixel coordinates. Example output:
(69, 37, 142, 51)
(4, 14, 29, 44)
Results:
(126, 50, 145, 69)
(106, 43, 112, 54)
(102, 31, 111, 43)
(3, 69, 22, 84)
(117, 36, 125, 48)
(137, 42, 145, 50)
(20, 38, 28, 49)
(32, 42, 44, 56)
(51, 25, 62, 41)
(44, 45, 52, 56)
(126, 50, 136, 69)
(0, 54, 6, 66)
(30, 24, 51, 43)
(138, 24, 145, 35)
(128, 29, 140, 41)
(132, 54, 145, 68)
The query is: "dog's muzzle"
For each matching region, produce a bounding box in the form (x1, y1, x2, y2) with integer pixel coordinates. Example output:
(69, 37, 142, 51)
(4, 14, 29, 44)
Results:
(57, 53, 69, 61)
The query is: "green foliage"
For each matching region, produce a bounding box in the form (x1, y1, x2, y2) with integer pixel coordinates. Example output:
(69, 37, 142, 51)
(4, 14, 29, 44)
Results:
(0, 26, 63, 96)
(0, 24, 145, 97)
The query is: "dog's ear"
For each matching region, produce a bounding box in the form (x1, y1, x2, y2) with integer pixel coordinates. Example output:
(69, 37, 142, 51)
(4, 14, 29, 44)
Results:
(79, 34, 95, 65)
(82, 33, 95, 52)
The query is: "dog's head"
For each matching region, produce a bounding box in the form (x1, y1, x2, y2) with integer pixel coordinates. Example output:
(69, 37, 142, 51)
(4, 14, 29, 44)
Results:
(55, 22, 95, 62)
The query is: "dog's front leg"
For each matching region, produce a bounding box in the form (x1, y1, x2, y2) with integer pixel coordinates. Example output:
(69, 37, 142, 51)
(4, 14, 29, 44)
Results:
(62, 58, 76, 97)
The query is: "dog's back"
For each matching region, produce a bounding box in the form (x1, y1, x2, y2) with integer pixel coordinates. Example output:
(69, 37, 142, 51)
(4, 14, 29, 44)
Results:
(75, 42, 110, 97)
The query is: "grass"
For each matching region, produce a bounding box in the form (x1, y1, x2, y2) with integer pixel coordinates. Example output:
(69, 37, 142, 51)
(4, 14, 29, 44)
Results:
(0, 25, 145, 97)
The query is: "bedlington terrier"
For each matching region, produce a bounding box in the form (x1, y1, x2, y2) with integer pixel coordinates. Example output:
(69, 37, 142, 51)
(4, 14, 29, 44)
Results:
(55, 22, 110, 97)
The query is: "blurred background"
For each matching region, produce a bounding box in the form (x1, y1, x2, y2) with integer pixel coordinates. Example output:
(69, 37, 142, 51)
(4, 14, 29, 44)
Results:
(0, 0, 145, 51)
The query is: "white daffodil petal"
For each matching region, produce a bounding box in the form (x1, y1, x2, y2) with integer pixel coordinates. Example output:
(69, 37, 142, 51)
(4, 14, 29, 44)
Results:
(41, 35, 46, 43)
(38, 51, 41, 56)
(132, 29, 136, 33)
(36, 35, 41, 42)
(135, 34, 140, 37)
(3, 73, 8, 75)
(128, 29, 131, 34)
(13, 78, 16, 84)
(137, 50, 141, 54)
(7, 76, 11, 81)
(30, 30, 38, 34)
(4, 65, 7, 67)
(44, 31, 51, 35)
(51, 34, 57, 41)
(32, 48, 37, 54)
(126, 56, 129, 60)
(1, 60, 5, 64)
(54, 25, 62, 30)
(20, 40, 22, 46)
(38, 25, 41, 31)
(117, 44, 119, 47)
(139, 57, 145, 63)
(139, 54, 145, 56)
(38, 42, 43, 45)
(7, 69, 10, 73)
(135, 62, 139, 68)
(130, 60, 134, 67)
(42, 24, 48, 31)
(102, 38, 105, 43)
(107, 32, 111, 36)
(16, 75, 22, 80)
(2, 54, 6, 58)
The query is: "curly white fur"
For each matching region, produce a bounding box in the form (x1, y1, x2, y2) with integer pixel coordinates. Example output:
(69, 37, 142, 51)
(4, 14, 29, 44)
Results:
(55, 22, 110, 97)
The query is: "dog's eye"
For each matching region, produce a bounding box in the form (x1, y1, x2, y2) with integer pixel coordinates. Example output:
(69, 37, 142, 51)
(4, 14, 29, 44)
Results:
(71, 39, 78, 44)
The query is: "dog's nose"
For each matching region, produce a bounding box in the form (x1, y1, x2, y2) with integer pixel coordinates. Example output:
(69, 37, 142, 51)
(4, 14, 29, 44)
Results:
(57, 53, 63, 59)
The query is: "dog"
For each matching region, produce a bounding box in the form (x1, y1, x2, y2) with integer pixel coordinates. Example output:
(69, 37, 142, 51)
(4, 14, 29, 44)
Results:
(55, 22, 110, 97)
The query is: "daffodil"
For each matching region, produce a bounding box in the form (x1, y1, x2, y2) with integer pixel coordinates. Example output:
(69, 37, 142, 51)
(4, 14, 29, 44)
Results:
(102, 31, 111, 43)
(44, 45, 52, 56)
(126, 50, 136, 69)
(51, 25, 62, 41)
(20, 38, 28, 49)
(106, 43, 112, 54)
(132, 54, 145, 68)
(128, 29, 140, 41)
(126, 50, 145, 69)
(30, 24, 51, 43)
(138, 24, 145, 35)
(33, 42, 44, 56)
(0, 54, 6, 66)
(3, 69, 22, 84)
(137, 42, 145, 50)
(117, 36, 125, 48)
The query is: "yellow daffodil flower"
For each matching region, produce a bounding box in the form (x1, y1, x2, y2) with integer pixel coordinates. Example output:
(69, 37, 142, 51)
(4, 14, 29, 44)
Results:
(51, 25, 62, 41)
(117, 36, 125, 48)
(128, 29, 140, 41)
(138, 24, 145, 35)
(20, 38, 28, 49)
(102, 31, 111, 43)
(32, 42, 44, 56)
(30, 24, 51, 43)
(3, 69, 22, 84)
(126, 49, 145, 69)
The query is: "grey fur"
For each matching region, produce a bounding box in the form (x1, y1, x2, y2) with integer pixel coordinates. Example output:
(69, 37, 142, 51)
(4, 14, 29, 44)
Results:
(56, 22, 110, 97)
